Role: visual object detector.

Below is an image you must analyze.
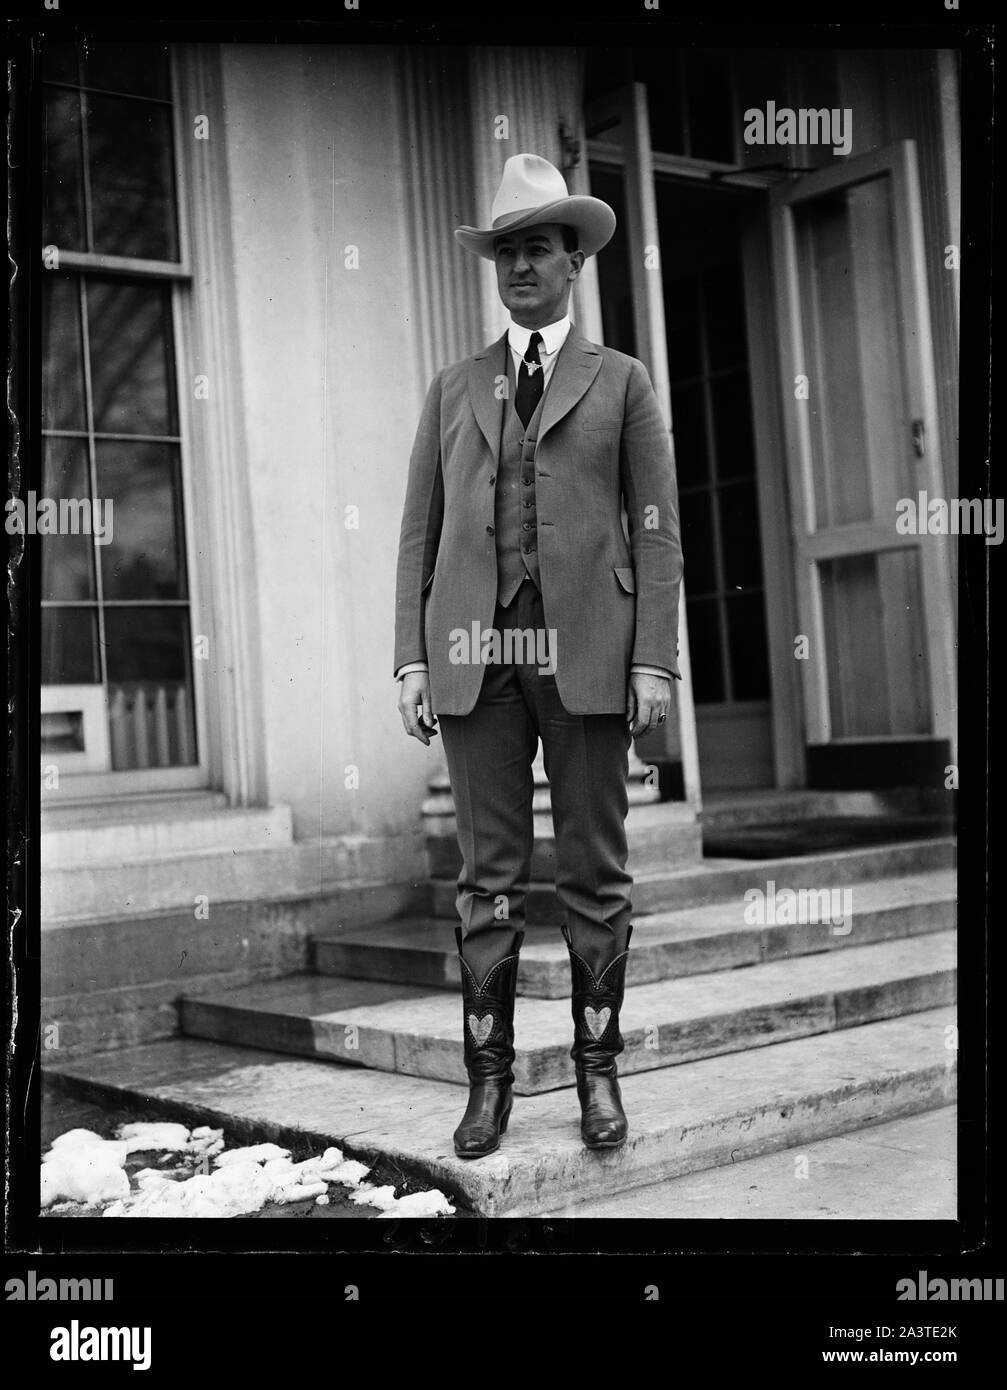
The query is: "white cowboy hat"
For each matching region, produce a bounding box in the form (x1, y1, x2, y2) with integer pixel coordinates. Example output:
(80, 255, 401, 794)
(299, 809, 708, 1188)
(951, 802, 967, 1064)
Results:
(454, 153, 616, 261)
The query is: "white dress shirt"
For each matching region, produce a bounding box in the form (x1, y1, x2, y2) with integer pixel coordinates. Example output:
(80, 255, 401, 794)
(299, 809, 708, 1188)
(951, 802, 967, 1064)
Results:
(397, 314, 672, 684)
(506, 312, 572, 389)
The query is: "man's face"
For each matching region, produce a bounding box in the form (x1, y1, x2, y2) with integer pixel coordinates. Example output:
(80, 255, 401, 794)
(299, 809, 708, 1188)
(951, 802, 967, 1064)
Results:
(493, 223, 584, 328)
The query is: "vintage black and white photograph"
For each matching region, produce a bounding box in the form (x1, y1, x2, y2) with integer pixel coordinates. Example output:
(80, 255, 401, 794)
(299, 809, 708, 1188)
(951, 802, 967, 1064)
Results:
(5, 1, 996, 1333)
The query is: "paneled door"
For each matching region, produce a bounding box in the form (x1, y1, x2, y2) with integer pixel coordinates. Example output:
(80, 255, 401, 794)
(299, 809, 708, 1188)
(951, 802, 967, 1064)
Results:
(770, 140, 956, 759)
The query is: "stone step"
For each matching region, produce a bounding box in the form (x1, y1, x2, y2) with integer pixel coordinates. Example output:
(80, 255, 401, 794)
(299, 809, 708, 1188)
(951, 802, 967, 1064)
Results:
(41, 789, 231, 826)
(41, 801, 294, 869)
(699, 787, 949, 830)
(313, 869, 955, 997)
(535, 1105, 957, 1219)
(426, 801, 703, 881)
(702, 814, 953, 861)
(45, 1007, 958, 1217)
(42, 830, 419, 925)
(429, 836, 956, 921)
(181, 929, 956, 1094)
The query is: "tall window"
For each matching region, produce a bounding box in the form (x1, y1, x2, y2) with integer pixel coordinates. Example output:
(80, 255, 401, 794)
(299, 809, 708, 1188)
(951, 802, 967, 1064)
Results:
(41, 41, 198, 774)
(586, 48, 739, 165)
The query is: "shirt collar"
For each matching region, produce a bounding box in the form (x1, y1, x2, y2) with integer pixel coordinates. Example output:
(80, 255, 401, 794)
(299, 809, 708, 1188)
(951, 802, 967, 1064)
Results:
(507, 314, 572, 360)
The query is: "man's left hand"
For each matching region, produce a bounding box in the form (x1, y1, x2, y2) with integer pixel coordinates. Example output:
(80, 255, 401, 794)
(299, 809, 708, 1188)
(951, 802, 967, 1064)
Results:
(627, 672, 672, 739)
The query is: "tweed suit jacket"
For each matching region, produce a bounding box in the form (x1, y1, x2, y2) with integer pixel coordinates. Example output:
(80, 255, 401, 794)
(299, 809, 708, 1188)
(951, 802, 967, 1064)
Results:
(393, 328, 684, 717)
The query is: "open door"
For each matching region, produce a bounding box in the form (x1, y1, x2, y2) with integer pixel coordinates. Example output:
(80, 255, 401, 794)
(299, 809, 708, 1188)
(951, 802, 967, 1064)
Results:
(770, 140, 956, 779)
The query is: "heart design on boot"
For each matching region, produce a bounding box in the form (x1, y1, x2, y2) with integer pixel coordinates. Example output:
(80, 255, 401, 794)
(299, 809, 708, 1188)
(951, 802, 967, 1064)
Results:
(467, 1012, 495, 1046)
(584, 1005, 611, 1040)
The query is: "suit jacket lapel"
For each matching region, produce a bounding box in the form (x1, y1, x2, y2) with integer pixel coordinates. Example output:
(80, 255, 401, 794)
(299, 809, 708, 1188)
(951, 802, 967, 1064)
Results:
(537, 330, 603, 442)
(467, 333, 508, 460)
(465, 328, 603, 454)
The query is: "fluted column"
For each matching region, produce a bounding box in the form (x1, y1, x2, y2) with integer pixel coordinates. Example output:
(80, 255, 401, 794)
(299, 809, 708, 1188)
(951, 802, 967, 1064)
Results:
(395, 46, 485, 376)
(465, 47, 586, 342)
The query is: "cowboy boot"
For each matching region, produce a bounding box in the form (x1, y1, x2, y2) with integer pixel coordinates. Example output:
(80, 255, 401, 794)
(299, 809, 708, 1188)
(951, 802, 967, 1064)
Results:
(453, 928, 523, 1159)
(562, 925, 633, 1149)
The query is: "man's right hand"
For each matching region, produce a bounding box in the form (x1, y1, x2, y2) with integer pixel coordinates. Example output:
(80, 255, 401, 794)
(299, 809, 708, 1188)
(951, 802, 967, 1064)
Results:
(398, 671, 438, 745)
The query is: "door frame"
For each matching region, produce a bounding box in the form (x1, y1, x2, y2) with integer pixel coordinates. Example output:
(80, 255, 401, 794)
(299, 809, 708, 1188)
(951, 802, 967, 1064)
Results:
(586, 80, 806, 791)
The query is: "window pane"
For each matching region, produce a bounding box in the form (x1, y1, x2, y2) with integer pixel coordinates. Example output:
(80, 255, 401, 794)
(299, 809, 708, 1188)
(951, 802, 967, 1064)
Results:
(86, 93, 178, 260)
(590, 165, 637, 358)
(665, 277, 701, 381)
(80, 42, 171, 99)
(104, 609, 197, 769)
(644, 52, 684, 154)
(41, 438, 96, 601)
(704, 260, 747, 372)
(96, 442, 187, 600)
(41, 607, 99, 684)
(104, 606, 192, 682)
(42, 275, 86, 431)
(679, 489, 717, 594)
(669, 382, 708, 488)
(686, 596, 725, 704)
(719, 480, 765, 592)
(712, 372, 756, 480)
(87, 280, 176, 434)
(725, 593, 771, 700)
(43, 86, 85, 251)
(42, 41, 80, 85)
(684, 51, 736, 163)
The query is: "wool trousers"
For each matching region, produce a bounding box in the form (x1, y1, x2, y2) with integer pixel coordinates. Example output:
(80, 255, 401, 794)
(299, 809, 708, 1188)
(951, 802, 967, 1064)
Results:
(438, 577, 634, 983)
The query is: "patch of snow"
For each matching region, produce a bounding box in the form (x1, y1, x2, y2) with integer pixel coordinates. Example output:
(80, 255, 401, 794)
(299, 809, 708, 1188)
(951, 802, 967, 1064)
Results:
(273, 1180, 329, 1205)
(117, 1122, 191, 1154)
(349, 1184, 398, 1210)
(45, 1123, 453, 1220)
(322, 1159, 371, 1188)
(48, 1128, 129, 1162)
(378, 1190, 455, 1219)
(41, 1130, 130, 1208)
(134, 1168, 172, 1188)
(292, 1147, 345, 1181)
(213, 1143, 290, 1167)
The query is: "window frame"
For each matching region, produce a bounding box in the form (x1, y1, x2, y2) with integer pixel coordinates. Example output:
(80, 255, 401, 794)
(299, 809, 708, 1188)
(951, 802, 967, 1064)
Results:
(41, 44, 210, 799)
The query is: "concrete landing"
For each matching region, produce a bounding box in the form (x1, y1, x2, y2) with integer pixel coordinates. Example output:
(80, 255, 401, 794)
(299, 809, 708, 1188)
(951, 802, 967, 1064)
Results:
(549, 1106, 956, 1219)
(46, 1006, 957, 1218)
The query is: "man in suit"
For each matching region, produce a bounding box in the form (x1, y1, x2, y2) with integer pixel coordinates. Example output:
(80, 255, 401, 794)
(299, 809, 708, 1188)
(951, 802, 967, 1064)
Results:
(394, 154, 683, 1159)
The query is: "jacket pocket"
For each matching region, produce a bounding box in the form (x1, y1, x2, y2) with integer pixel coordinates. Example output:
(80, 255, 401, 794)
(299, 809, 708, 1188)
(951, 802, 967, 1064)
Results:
(614, 566, 636, 594)
(582, 418, 623, 432)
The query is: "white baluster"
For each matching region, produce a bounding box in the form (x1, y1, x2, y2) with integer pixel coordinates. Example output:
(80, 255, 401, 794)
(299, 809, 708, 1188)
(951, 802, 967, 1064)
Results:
(109, 687, 129, 770)
(132, 685, 150, 769)
(153, 685, 170, 766)
(174, 685, 193, 764)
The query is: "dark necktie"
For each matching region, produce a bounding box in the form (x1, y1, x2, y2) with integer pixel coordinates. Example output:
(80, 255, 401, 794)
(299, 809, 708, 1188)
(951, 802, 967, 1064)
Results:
(515, 331, 544, 427)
